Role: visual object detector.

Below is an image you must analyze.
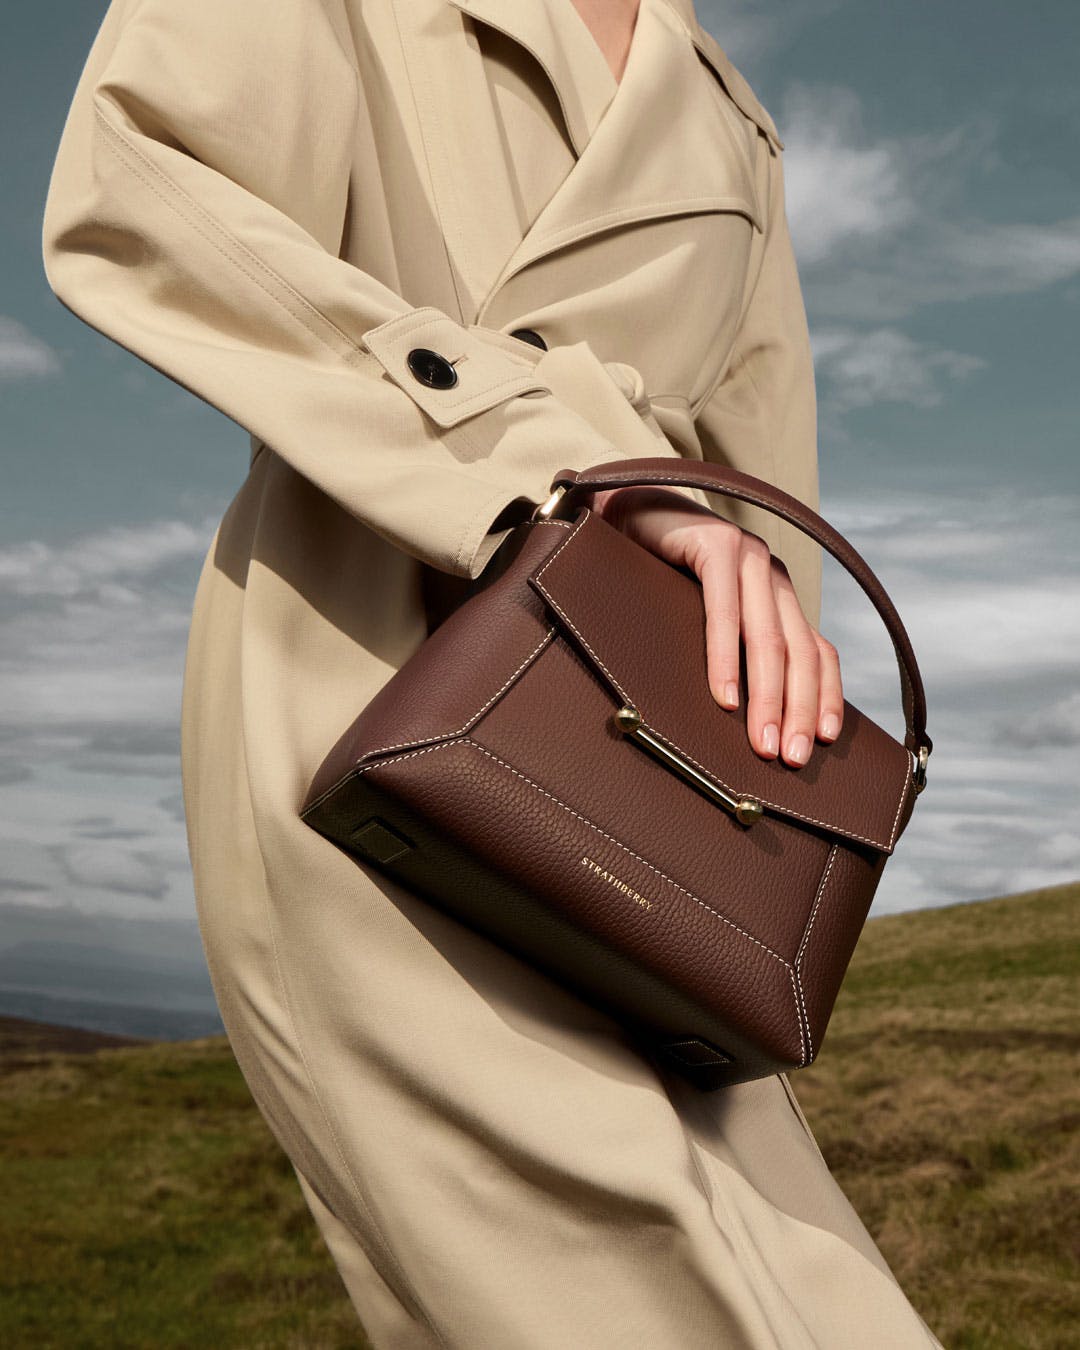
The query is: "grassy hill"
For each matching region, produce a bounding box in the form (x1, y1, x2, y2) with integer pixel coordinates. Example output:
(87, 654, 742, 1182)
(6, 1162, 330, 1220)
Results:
(2, 881, 1077, 1348)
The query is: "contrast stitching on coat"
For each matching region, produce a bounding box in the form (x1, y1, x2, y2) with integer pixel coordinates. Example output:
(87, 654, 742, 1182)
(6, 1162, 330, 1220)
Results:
(364, 308, 552, 415)
(94, 106, 370, 366)
(449, 472, 576, 575)
(518, 195, 759, 270)
(388, 0, 470, 327)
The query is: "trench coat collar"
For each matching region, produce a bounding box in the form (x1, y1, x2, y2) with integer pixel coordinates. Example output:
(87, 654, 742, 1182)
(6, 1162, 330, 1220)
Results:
(446, 0, 621, 157)
(447, 0, 783, 157)
(434, 0, 778, 318)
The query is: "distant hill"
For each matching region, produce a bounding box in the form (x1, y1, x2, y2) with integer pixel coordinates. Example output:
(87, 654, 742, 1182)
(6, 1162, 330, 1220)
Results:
(1, 880, 1076, 1349)
(0, 987, 223, 1041)
(0, 938, 223, 1040)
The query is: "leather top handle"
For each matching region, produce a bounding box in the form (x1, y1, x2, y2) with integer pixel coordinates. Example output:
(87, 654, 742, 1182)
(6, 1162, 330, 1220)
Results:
(544, 458, 932, 772)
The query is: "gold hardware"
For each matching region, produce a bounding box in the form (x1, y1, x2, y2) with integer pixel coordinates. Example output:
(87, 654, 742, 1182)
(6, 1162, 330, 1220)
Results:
(734, 798, 764, 826)
(913, 743, 930, 794)
(614, 705, 763, 826)
(531, 484, 569, 522)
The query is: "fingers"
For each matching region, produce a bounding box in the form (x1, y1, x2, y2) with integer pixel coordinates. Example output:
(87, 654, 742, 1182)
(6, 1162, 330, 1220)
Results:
(736, 534, 787, 759)
(772, 564, 824, 766)
(596, 491, 844, 766)
(711, 530, 845, 767)
(814, 631, 844, 744)
(694, 525, 744, 710)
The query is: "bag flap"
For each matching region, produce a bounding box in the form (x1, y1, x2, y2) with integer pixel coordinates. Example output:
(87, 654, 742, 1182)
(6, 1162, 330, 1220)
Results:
(527, 511, 916, 854)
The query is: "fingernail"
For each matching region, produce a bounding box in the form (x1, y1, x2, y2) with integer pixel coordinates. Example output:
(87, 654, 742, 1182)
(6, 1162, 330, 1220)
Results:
(788, 733, 810, 765)
(762, 723, 779, 756)
(821, 713, 839, 740)
(724, 681, 739, 709)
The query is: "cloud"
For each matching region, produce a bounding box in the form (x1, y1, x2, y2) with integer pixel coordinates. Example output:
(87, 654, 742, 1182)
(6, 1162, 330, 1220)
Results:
(780, 84, 1080, 323)
(0, 901, 218, 1020)
(697, 0, 845, 64)
(1001, 689, 1080, 749)
(921, 217, 1080, 300)
(0, 518, 214, 598)
(1, 475, 1074, 960)
(810, 326, 984, 414)
(805, 219, 1080, 324)
(817, 484, 1080, 914)
(773, 81, 1080, 423)
(0, 516, 215, 729)
(0, 316, 61, 381)
(52, 842, 170, 901)
(781, 85, 912, 265)
(0, 514, 213, 929)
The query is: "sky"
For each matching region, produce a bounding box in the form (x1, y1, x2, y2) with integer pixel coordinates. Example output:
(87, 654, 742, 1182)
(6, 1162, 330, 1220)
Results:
(1, 0, 1077, 1032)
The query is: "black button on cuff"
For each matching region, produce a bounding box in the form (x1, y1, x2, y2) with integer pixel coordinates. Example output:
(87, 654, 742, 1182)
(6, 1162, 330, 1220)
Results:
(406, 347, 459, 389)
(509, 327, 548, 351)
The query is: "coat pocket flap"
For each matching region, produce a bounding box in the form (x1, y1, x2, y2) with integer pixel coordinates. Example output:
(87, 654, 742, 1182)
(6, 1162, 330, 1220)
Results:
(361, 306, 552, 428)
(527, 510, 915, 855)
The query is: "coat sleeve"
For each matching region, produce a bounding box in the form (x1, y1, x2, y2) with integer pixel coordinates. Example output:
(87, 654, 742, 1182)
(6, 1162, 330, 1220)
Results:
(40, 0, 684, 580)
(690, 123, 823, 630)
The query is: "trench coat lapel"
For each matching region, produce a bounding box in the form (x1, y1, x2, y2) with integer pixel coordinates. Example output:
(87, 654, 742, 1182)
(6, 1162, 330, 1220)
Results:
(484, 0, 765, 298)
(418, 0, 766, 321)
(445, 0, 619, 156)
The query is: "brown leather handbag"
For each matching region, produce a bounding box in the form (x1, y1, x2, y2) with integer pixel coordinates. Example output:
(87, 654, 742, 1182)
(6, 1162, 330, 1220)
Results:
(300, 458, 932, 1090)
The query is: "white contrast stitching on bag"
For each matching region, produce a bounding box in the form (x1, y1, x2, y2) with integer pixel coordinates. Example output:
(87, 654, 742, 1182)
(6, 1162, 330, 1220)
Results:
(353, 736, 807, 1066)
(358, 520, 573, 763)
(532, 513, 636, 706)
(360, 626, 558, 761)
(460, 739, 792, 969)
(644, 721, 905, 853)
(793, 844, 838, 1065)
(531, 510, 910, 851)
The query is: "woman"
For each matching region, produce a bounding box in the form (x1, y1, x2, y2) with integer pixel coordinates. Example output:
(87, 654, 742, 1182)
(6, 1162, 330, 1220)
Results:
(42, 0, 944, 1344)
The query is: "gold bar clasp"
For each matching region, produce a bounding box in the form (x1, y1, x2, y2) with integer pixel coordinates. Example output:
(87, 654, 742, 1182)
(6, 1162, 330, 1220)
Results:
(614, 706, 764, 826)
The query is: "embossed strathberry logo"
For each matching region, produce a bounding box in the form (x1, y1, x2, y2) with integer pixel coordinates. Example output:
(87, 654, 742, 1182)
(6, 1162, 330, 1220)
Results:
(581, 855, 654, 911)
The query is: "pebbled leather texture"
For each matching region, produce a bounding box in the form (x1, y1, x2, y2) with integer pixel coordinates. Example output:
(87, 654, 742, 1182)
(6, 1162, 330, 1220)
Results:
(301, 460, 930, 1090)
(552, 457, 931, 757)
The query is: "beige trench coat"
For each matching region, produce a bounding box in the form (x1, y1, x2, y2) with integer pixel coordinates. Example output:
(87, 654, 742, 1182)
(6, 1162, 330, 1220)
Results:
(43, 1, 944, 1345)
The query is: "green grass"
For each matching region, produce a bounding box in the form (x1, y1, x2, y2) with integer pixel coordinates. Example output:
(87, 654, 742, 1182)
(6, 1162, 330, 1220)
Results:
(794, 879, 1079, 1350)
(1, 880, 1077, 1348)
(0, 1035, 363, 1348)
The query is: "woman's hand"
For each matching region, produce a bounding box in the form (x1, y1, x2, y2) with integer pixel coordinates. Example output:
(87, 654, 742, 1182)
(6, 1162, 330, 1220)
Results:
(587, 485, 843, 767)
